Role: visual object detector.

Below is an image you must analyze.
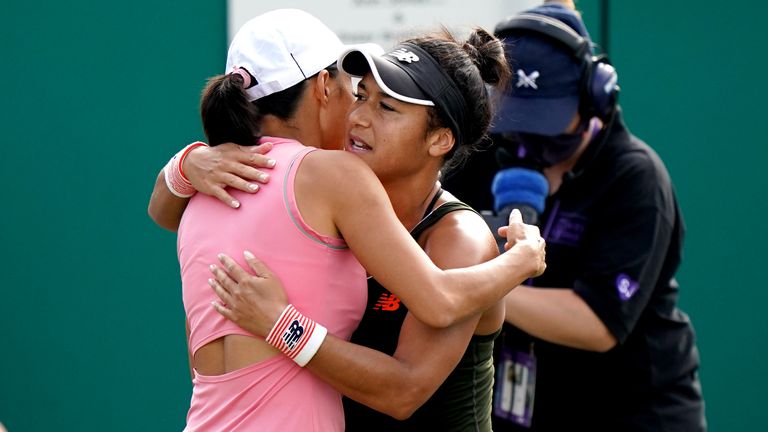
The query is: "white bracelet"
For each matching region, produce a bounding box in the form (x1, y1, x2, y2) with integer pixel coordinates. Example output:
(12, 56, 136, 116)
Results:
(163, 141, 208, 198)
(265, 304, 328, 367)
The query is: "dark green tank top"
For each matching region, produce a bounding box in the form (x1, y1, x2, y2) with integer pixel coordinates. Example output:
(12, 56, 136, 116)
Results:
(344, 199, 500, 431)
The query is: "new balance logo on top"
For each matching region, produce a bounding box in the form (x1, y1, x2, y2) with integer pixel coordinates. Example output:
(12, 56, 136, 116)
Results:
(372, 293, 401, 311)
(283, 320, 304, 350)
(516, 69, 540, 89)
(390, 48, 419, 63)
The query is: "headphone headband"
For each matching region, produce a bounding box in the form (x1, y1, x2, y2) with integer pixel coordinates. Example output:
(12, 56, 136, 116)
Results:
(495, 13, 591, 59)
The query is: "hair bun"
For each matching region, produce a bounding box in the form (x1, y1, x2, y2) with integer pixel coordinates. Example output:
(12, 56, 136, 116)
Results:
(464, 28, 508, 86)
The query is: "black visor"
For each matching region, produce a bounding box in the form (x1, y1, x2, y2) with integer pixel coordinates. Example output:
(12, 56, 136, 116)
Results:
(339, 45, 434, 106)
(339, 43, 468, 145)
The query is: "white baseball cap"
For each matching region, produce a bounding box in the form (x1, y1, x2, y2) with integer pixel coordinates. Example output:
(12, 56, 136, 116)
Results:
(225, 9, 345, 101)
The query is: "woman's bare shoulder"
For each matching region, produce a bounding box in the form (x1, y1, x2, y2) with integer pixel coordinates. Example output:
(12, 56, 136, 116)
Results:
(422, 196, 499, 266)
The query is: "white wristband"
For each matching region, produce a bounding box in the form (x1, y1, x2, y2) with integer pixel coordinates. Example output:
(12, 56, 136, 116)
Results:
(163, 161, 194, 198)
(265, 304, 327, 367)
(163, 142, 208, 198)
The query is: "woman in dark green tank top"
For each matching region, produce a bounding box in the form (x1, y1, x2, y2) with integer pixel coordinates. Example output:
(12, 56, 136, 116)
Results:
(325, 32, 511, 429)
(344, 199, 502, 431)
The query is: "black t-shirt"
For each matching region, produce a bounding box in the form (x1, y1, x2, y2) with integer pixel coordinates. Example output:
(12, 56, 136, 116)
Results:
(449, 111, 703, 430)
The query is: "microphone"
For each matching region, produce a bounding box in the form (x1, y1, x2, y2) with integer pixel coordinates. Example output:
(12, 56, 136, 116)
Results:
(483, 167, 549, 252)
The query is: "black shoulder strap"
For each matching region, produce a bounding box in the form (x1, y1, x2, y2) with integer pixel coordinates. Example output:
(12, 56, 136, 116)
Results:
(410, 201, 478, 241)
(422, 188, 444, 218)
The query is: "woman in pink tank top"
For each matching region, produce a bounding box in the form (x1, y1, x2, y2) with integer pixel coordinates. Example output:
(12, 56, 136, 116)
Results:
(148, 8, 545, 432)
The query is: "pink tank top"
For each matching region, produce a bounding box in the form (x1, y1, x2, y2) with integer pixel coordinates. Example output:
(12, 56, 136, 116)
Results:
(177, 137, 367, 431)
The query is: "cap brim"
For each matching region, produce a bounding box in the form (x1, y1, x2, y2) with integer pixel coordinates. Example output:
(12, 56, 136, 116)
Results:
(491, 93, 579, 135)
(339, 47, 434, 106)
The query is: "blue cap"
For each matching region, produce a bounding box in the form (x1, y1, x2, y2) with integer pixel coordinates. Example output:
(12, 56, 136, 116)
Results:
(491, 4, 593, 136)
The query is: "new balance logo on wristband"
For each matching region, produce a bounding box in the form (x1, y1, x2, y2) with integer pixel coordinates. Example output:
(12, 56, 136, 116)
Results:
(265, 304, 328, 367)
(283, 320, 304, 350)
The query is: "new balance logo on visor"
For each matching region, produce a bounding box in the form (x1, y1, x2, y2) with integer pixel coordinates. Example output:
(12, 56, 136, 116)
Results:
(516, 69, 540, 89)
(283, 320, 304, 350)
(372, 293, 401, 311)
(390, 48, 419, 63)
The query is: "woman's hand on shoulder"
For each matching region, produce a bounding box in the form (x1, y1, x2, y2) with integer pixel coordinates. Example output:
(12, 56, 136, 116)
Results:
(184, 142, 276, 208)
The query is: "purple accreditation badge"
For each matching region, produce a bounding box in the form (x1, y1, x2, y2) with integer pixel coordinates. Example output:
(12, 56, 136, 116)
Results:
(616, 273, 639, 301)
(493, 347, 536, 427)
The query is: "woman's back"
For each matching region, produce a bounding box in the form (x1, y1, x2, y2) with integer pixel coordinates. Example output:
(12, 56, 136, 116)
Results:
(178, 137, 367, 431)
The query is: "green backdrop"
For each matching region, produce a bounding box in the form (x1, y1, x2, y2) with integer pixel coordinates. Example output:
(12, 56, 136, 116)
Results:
(1, 1, 766, 431)
(0, 0, 224, 429)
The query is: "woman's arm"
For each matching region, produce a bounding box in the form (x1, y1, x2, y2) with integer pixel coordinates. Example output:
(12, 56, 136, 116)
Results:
(311, 212, 501, 417)
(148, 170, 189, 231)
(211, 259, 477, 418)
(210, 259, 478, 418)
(210, 212, 499, 418)
(309, 150, 545, 328)
(503, 286, 617, 352)
(208, 150, 542, 328)
(147, 142, 276, 231)
(310, 314, 480, 419)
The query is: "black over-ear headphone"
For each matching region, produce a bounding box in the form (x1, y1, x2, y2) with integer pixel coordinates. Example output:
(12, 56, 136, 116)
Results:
(495, 13, 620, 120)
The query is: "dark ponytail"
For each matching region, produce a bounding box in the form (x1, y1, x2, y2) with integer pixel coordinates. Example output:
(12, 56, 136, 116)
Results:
(200, 71, 262, 147)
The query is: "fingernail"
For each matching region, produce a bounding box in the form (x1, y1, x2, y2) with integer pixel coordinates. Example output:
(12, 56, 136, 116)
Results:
(267, 159, 276, 168)
(217, 253, 225, 261)
(231, 200, 240, 208)
(259, 173, 269, 182)
(244, 250, 255, 259)
(209, 264, 216, 271)
(248, 183, 259, 191)
(208, 278, 215, 286)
